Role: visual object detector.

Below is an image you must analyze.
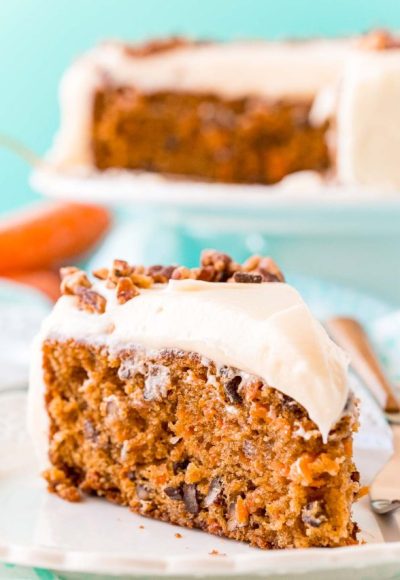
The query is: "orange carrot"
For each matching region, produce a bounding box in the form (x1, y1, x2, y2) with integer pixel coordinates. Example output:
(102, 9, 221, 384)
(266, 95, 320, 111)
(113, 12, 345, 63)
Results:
(0, 202, 112, 273)
(3, 270, 61, 302)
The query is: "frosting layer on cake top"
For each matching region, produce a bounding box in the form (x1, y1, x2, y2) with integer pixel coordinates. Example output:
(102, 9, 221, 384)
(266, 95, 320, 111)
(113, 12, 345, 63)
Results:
(36, 279, 349, 441)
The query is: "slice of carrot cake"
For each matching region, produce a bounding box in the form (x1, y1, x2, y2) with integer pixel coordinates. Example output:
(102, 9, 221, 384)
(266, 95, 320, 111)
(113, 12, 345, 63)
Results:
(28, 251, 361, 549)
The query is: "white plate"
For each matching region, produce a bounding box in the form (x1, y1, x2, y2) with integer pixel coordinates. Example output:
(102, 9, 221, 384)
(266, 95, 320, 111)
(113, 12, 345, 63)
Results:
(0, 280, 51, 391)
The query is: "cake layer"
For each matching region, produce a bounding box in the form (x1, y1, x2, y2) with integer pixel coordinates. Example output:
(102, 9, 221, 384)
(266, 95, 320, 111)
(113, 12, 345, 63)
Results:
(92, 90, 330, 184)
(40, 340, 360, 548)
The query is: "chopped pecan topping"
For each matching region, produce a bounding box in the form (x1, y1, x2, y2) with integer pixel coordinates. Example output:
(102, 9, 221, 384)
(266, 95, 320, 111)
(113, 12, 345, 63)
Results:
(145, 264, 176, 283)
(130, 272, 153, 288)
(92, 267, 109, 280)
(77, 288, 107, 314)
(241, 255, 284, 282)
(200, 249, 232, 281)
(257, 257, 285, 282)
(60, 266, 80, 279)
(242, 255, 261, 272)
(116, 277, 140, 304)
(60, 268, 91, 295)
(123, 37, 191, 59)
(61, 250, 285, 315)
(233, 272, 263, 284)
(111, 259, 133, 279)
(196, 266, 217, 281)
(171, 266, 192, 280)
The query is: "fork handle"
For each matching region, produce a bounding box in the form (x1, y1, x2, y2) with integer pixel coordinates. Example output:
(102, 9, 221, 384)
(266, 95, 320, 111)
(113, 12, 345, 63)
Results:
(326, 317, 400, 413)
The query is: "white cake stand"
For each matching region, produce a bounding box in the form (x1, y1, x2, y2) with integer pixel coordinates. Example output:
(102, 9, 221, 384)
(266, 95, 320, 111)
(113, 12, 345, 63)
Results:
(30, 164, 400, 305)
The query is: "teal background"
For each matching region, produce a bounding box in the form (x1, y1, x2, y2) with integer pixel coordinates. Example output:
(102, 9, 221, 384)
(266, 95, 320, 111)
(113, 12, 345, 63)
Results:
(2, 0, 400, 213)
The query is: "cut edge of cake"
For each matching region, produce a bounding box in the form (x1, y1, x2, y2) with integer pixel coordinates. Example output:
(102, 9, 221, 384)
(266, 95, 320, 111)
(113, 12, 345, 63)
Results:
(28, 250, 363, 549)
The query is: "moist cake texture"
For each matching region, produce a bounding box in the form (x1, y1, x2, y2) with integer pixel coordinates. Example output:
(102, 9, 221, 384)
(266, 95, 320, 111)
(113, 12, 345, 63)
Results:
(48, 30, 400, 189)
(29, 251, 362, 549)
(93, 90, 330, 185)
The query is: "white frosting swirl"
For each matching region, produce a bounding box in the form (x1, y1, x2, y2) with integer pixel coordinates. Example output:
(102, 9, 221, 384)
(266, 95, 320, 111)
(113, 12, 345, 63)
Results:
(29, 280, 349, 443)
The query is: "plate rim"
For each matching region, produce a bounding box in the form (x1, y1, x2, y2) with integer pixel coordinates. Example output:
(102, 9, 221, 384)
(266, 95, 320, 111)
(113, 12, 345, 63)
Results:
(0, 534, 400, 577)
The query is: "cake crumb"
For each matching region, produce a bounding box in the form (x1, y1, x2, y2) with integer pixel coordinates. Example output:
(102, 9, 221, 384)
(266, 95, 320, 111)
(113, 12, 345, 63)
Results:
(175, 532, 182, 538)
(139, 525, 145, 529)
(209, 549, 226, 556)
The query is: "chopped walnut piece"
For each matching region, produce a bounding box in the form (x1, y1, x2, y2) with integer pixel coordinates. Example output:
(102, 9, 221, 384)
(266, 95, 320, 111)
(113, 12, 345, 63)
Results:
(116, 277, 140, 304)
(92, 267, 109, 280)
(77, 288, 107, 314)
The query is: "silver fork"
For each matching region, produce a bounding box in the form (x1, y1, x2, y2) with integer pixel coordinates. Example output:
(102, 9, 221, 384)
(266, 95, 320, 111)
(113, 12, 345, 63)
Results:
(326, 317, 400, 517)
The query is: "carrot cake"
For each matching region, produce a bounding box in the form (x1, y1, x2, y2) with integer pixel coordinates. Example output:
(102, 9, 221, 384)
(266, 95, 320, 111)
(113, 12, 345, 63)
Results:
(45, 30, 400, 189)
(28, 251, 361, 549)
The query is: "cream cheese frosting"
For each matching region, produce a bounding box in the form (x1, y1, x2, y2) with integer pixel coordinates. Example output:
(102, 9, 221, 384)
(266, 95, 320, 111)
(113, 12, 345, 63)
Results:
(337, 47, 400, 189)
(28, 279, 349, 445)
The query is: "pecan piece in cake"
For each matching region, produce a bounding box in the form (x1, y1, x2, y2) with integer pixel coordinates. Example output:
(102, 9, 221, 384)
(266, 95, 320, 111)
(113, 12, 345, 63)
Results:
(164, 485, 184, 501)
(204, 477, 223, 507)
(182, 483, 199, 514)
(301, 500, 328, 528)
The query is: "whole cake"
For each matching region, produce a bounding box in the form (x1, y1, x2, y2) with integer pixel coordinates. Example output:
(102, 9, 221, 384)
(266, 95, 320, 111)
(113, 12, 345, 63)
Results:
(45, 30, 400, 189)
(29, 251, 361, 549)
